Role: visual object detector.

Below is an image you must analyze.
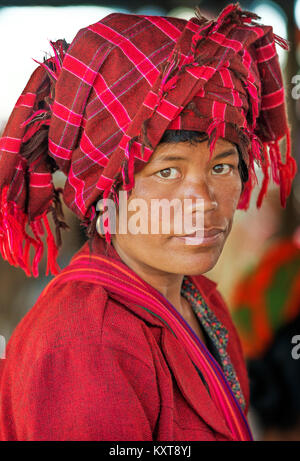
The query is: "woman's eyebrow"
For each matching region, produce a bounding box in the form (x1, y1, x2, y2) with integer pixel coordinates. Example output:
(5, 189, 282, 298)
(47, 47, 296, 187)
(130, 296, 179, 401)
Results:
(213, 149, 238, 161)
(151, 148, 238, 164)
(151, 154, 188, 164)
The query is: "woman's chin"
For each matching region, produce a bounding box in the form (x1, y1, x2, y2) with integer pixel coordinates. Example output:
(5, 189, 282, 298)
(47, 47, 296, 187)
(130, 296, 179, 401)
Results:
(157, 250, 222, 276)
(164, 236, 224, 274)
(176, 261, 218, 276)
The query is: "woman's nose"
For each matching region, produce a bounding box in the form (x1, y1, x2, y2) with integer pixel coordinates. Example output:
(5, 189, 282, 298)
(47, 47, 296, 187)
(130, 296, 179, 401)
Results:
(184, 178, 218, 213)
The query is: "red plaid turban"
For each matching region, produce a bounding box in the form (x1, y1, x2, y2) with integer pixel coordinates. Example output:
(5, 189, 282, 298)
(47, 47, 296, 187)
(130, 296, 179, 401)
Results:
(0, 3, 297, 276)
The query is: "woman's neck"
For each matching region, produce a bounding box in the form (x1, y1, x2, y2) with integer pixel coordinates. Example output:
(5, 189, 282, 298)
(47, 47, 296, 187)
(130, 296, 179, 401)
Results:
(111, 237, 187, 315)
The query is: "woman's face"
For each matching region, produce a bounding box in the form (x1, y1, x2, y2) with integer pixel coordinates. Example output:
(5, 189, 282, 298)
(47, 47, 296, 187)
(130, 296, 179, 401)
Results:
(111, 137, 242, 276)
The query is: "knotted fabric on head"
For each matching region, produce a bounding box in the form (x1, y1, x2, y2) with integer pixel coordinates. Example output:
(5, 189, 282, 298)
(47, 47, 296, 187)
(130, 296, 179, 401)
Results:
(0, 3, 297, 277)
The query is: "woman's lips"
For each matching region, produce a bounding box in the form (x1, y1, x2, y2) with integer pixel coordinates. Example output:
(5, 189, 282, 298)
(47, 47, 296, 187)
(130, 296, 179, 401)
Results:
(173, 228, 225, 246)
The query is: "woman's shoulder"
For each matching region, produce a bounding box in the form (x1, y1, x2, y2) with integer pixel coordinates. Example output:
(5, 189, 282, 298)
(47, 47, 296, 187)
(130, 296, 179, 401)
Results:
(5, 265, 158, 372)
(0, 275, 160, 441)
(5, 276, 105, 360)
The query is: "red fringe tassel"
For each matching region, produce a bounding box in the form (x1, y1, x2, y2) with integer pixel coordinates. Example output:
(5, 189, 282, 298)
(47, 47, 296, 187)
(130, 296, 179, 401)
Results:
(0, 186, 60, 277)
(256, 144, 270, 208)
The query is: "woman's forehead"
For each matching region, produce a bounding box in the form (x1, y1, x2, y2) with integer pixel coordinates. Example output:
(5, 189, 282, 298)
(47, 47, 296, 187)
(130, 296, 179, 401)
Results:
(149, 137, 238, 163)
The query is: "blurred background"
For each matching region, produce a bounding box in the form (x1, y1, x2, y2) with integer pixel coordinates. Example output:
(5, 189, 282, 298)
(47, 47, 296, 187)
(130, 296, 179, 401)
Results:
(1, 0, 300, 441)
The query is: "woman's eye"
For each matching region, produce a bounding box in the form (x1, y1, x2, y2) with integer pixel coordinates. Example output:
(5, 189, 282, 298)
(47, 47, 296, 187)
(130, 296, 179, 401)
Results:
(212, 164, 234, 175)
(155, 167, 180, 179)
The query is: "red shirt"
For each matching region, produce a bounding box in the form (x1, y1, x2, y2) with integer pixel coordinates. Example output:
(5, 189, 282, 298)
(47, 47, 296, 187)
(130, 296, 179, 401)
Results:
(0, 240, 249, 441)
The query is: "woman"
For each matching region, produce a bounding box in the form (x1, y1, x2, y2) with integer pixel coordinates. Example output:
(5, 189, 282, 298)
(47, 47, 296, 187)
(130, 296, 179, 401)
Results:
(0, 4, 296, 441)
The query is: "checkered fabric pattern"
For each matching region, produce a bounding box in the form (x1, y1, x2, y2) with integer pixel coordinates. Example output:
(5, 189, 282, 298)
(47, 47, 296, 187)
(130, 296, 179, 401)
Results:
(0, 3, 297, 276)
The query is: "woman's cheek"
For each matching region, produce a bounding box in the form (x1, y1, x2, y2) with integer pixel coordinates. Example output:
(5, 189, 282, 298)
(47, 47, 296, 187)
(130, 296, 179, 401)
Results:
(134, 177, 180, 201)
(213, 179, 242, 224)
(222, 175, 242, 206)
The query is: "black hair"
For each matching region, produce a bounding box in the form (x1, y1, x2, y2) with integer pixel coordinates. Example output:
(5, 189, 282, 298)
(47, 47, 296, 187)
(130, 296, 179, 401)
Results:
(159, 129, 249, 188)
